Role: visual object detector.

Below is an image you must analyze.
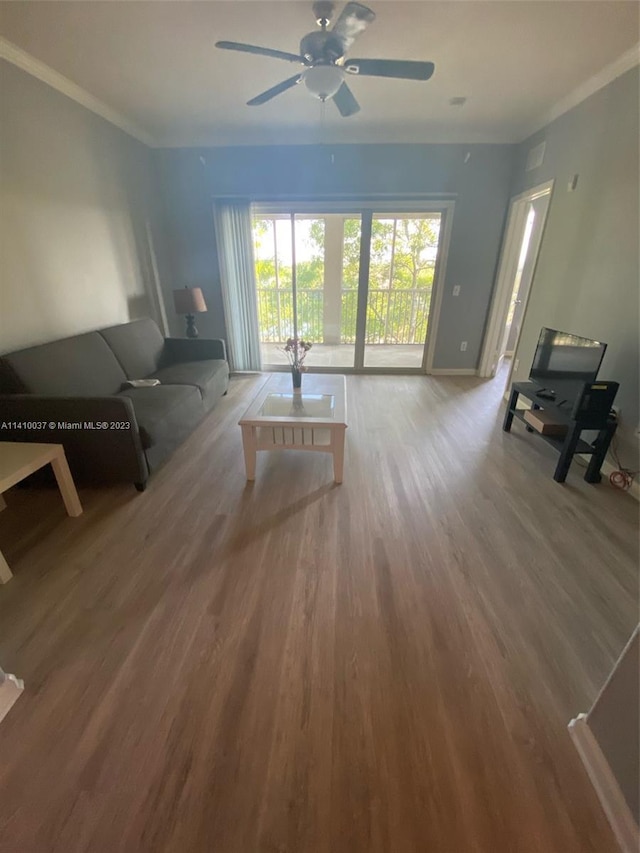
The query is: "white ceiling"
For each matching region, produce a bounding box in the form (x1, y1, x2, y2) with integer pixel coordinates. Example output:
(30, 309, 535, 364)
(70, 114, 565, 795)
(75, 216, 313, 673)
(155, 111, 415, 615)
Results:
(1, 1, 638, 147)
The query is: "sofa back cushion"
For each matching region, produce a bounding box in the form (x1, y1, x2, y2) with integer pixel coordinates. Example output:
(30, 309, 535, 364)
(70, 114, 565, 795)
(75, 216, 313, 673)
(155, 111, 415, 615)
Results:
(0, 332, 127, 397)
(99, 318, 165, 380)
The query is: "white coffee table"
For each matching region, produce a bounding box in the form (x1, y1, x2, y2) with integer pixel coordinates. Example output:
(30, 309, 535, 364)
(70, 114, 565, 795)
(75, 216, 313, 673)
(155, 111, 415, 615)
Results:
(0, 442, 83, 583)
(239, 374, 347, 483)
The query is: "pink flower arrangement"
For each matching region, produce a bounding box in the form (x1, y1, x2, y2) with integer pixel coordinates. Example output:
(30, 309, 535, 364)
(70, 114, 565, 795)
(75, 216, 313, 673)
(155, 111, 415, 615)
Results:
(281, 337, 312, 371)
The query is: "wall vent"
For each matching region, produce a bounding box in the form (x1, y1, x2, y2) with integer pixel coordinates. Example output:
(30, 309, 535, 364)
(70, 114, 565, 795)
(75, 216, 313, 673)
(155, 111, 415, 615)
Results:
(526, 141, 546, 172)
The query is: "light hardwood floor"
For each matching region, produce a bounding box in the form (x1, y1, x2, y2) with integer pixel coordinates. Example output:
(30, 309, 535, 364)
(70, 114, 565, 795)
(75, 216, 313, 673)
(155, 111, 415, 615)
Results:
(0, 371, 637, 852)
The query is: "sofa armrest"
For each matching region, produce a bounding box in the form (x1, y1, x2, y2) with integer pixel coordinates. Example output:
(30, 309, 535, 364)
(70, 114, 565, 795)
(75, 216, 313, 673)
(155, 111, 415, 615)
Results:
(162, 337, 227, 365)
(0, 395, 148, 485)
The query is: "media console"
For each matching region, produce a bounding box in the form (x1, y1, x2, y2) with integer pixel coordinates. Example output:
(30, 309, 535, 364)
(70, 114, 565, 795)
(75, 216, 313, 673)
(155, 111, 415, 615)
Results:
(503, 380, 619, 483)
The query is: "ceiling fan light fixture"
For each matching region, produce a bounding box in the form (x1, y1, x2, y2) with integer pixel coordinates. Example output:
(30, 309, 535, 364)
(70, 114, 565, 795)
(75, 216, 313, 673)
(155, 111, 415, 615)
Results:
(304, 64, 344, 100)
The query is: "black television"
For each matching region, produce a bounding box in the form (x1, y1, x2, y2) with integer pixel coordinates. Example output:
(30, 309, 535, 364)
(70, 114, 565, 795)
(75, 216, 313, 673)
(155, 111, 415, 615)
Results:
(529, 327, 607, 401)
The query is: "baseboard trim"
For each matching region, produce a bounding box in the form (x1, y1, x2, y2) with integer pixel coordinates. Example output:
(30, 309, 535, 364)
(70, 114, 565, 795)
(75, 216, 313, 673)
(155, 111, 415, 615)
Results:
(428, 368, 478, 376)
(599, 459, 639, 501)
(0, 678, 24, 725)
(568, 714, 639, 853)
(576, 456, 640, 502)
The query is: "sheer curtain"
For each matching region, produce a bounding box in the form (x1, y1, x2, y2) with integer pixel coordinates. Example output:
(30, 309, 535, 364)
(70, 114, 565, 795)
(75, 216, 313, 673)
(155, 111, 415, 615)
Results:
(214, 202, 262, 371)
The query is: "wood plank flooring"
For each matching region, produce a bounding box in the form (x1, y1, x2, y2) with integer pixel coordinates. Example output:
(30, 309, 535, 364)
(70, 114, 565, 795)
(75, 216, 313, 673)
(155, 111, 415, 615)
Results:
(0, 371, 637, 852)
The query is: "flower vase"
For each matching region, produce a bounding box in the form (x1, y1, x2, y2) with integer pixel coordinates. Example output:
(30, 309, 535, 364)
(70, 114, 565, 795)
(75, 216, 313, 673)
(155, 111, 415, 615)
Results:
(292, 367, 302, 392)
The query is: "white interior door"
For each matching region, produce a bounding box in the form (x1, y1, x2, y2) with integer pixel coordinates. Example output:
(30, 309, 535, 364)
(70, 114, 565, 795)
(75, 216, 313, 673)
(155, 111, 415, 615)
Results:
(501, 194, 549, 357)
(478, 181, 553, 379)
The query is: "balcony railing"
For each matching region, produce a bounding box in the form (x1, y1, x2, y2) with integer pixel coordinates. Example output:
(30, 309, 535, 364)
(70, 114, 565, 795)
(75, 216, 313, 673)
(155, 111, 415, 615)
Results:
(256, 288, 431, 345)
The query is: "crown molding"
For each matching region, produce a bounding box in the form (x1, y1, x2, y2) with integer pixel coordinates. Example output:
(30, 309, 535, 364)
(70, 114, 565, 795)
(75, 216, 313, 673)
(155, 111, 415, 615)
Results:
(522, 43, 640, 141)
(0, 37, 155, 147)
(154, 128, 516, 148)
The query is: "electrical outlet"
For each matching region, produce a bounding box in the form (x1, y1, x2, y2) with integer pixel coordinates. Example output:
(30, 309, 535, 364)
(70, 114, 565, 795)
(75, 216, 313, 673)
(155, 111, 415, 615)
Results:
(514, 358, 520, 372)
(452, 285, 461, 296)
(460, 341, 468, 352)
(612, 405, 621, 419)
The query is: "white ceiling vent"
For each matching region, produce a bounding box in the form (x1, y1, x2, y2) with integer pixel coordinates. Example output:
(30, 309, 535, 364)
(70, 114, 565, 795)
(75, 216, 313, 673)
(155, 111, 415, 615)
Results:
(526, 140, 546, 172)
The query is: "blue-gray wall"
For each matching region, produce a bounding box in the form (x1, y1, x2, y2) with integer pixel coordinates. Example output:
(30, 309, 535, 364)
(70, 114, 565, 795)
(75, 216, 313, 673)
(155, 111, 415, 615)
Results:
(156, 65, 638, 448)
(155, 143, 515, 368)
(509, 67, 639, 468)
(588, 627, 639, 825)
(0, 61, 170, 353)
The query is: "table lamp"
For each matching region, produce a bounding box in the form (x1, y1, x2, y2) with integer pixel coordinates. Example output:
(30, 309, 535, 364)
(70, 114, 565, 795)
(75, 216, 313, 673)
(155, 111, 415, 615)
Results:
(173, 287, 207, 338)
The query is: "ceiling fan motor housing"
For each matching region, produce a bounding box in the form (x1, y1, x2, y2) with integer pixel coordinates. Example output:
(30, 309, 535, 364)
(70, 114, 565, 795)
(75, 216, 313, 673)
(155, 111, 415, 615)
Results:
(300, 31, 345, 63)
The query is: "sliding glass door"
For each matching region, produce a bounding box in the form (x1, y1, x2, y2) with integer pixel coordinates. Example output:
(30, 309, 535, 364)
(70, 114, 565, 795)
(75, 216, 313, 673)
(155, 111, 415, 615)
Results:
(364, 214, 441, 369)
(252, 204, 450, 373)
(253, 216, 293, 366)
(253, 213, 361, 368)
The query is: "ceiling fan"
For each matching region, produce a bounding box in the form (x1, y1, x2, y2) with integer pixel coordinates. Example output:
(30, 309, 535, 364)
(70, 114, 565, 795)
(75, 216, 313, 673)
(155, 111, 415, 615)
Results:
(215, 1, 435, 117)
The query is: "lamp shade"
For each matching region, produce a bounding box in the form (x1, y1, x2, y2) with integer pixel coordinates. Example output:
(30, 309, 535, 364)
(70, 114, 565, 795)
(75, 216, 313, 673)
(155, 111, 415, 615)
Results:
(173, 287, 207, 314)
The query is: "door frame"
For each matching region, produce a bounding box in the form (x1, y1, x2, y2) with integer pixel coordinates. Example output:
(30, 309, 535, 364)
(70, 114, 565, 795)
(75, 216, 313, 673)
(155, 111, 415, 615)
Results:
(478, 180, 554, 378)
(251, 199, 455, 374)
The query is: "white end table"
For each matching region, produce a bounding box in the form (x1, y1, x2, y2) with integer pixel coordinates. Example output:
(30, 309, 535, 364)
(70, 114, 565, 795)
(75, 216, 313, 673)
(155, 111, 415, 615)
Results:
(0, 442, 83, 583)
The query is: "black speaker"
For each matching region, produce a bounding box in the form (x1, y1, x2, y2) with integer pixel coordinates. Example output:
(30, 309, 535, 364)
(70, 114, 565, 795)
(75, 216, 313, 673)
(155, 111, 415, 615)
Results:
(571, 381, 619, 427)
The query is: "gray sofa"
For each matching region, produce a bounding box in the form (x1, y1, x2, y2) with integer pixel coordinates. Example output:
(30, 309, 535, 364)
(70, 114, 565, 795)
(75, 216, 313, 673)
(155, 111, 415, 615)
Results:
(0, 318, 229, 490)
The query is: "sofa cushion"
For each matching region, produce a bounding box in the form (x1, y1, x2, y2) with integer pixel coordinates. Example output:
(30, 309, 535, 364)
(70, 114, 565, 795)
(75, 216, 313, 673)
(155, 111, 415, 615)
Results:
(100, 318, 165, 380)
(149, 360, 229, 410)
(0, 332, 127, 397)
(118, 384, 203, 450)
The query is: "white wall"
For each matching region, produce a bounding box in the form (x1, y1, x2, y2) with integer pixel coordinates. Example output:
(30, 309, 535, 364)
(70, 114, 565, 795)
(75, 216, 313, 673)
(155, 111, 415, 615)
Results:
(0, 61, 168, 353)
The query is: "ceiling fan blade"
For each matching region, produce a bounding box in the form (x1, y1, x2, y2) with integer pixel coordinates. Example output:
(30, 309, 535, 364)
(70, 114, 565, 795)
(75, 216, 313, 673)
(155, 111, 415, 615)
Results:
(345, 59, 435, 81)
(216, 41, 308, 65)
(330, 2, 375, 56)
(333, 81, 360, 117)
(247, 74, 304, 106)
